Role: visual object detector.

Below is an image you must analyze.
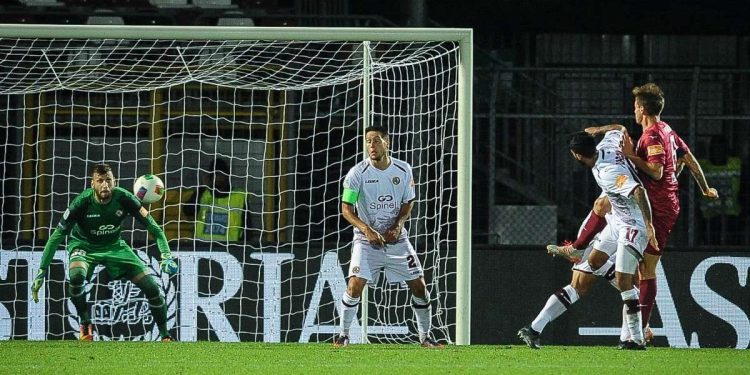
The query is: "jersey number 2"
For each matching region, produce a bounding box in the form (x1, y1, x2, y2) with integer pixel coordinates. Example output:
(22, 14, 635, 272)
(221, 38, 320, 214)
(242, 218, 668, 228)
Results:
(406, 255, 417, 269)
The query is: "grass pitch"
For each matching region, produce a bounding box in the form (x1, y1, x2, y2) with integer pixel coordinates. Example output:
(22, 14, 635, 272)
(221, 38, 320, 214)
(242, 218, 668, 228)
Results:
(2, 341, 749, 374)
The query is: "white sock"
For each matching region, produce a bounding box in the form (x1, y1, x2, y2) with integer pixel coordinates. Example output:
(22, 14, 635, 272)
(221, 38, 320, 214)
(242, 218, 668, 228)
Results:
(621, 288, 644, 344)
(411, 294, 432, 341)
(619, 303, 631, 341)
(531, 285, 579, 333)
(339, 292, 360, 337)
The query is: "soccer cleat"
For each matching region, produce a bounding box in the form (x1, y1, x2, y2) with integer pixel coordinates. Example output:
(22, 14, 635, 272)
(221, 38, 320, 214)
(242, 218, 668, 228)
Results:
(644, 326, 654, 344)
(332, 335, 349, 348)
(617, 340, 646, 350)
(546, 243, 584, 263)
(161, 336, 175, 343)
(517, 326, 541, 349)
(79, 323, 94, 342)
(420, 337, 444, 348)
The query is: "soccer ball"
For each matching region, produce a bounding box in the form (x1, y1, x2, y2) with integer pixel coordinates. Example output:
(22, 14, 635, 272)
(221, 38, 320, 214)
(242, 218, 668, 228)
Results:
(133, 174, 165, 204)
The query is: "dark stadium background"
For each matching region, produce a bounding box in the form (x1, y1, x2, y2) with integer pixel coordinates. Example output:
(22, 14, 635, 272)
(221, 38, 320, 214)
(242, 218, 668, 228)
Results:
(1, 0, 748, 347)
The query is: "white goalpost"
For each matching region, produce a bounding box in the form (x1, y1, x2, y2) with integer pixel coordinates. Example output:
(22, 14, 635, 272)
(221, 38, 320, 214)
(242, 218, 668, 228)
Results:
(0, 24, 472, 345)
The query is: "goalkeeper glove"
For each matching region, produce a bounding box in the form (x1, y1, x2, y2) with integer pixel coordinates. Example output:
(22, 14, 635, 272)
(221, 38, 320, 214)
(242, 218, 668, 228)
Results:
(160, 255, 178, 275)
(31, 269, 46, 303)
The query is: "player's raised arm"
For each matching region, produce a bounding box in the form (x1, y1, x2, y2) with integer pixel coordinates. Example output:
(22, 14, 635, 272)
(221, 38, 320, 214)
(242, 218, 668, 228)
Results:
(584, 124, 627, 136)
(679, 150, 719, 200)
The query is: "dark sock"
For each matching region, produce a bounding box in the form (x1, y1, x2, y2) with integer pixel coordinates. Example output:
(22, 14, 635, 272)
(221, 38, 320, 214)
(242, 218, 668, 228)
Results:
(136, 275, 169, 338)
(639, 279, 657, 328)
(571, 211, 607, 249)
(68, 267, 90, 324)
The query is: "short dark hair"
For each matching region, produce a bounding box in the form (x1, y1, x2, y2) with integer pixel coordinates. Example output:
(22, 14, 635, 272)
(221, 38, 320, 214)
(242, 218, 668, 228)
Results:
(91, 163, 112, 176)
(568, 131, 597, 158)
(632, 83, 665, 116)
(364, 125, 388, 139)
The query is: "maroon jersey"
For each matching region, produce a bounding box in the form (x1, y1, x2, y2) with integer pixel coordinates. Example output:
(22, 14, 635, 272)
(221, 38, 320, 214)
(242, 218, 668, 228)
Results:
(635, 121, 689, 218)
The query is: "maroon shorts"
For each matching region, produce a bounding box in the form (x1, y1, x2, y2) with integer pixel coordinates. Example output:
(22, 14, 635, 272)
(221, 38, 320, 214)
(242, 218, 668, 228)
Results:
(645, 209, 679, 256)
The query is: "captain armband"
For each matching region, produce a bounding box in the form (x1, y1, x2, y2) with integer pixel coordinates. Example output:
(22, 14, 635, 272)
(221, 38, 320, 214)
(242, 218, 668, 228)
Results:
(341, 188, 359, 205)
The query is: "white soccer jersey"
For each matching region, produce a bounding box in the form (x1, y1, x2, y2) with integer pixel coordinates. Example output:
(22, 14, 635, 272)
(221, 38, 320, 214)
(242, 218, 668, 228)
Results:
(342, 157, 416, 241)
(592, 130, 646, 229)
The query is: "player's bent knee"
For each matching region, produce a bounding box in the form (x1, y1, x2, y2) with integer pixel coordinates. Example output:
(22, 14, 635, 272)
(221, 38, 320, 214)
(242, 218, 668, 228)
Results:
(69, 261, 87, 269)
(587, 250, 608, 270)
(67, 266, 87, 286)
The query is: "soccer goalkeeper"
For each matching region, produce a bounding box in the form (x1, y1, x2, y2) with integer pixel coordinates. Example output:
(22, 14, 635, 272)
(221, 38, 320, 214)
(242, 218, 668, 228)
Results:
(31, 164, 178, 342)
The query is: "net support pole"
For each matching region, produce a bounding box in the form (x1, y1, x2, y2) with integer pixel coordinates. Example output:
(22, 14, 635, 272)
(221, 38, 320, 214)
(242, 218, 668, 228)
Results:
(456, 30, 473, 346)
(360, 40, 372, 344)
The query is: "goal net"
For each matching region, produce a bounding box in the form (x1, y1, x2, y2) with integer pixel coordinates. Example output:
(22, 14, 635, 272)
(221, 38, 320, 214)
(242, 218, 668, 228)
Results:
(0, 26, 470, 344)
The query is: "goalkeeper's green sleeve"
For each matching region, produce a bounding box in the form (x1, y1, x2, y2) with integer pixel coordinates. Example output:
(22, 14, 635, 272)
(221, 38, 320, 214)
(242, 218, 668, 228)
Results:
(39, 228, 66, 272)
(140, 214, 172, 259)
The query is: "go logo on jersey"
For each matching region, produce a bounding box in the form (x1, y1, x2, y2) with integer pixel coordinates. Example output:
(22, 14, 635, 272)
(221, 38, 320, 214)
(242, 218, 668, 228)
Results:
(91, 224, 118, 236)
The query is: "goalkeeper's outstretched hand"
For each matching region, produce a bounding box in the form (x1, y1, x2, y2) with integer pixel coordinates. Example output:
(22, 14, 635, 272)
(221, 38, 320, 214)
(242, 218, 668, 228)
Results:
(160, 256, 178, 275)
(31, 269, 46, 303)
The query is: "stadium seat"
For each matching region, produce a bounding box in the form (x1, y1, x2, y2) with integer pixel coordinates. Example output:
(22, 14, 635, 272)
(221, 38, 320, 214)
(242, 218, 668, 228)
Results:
(86, 9, 125, 25)
(149, 0, 192, 8)
(213, 9, 254, 26)
(217, 17, 255, 26)
(86, 15, 125, 25)
(239, 0, 278, 9)
(64, 0, 152, 7)
(19, 0, 64, 7)
(193, 0, 237, 9)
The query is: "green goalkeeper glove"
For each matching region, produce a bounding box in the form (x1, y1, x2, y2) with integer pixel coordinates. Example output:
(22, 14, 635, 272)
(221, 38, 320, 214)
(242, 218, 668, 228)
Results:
(160, 255, 178, 275)
(31, 269, 46, 303)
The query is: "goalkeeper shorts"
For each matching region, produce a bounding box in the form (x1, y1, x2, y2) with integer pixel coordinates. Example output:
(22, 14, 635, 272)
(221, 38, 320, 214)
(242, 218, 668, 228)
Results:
(67, 239, 148, 280)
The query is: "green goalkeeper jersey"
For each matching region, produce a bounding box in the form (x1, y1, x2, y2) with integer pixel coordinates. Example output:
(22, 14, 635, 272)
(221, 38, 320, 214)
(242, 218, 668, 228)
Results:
(64, 187, 143, 247)
(38, 186, 171, 271)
